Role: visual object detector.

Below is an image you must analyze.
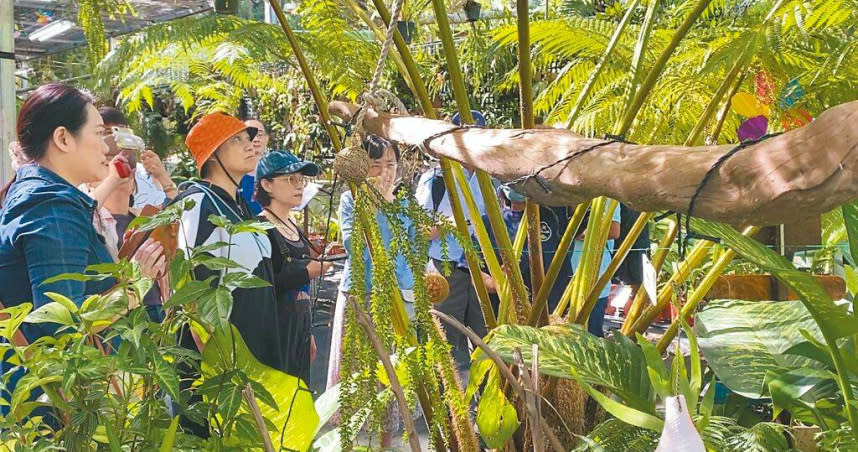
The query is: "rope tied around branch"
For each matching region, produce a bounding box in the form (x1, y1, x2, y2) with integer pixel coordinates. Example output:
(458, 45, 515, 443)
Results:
(352, 0, 409, 136)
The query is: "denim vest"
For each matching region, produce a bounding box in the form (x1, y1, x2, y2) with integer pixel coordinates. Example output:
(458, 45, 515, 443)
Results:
(0, 164, 114, 342)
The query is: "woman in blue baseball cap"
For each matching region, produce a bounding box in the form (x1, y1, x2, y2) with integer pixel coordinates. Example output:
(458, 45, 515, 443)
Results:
(255, 150, 336, 383)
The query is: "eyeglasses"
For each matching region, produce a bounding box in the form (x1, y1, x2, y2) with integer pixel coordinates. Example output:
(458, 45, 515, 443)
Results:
(275, 174, 311, 187)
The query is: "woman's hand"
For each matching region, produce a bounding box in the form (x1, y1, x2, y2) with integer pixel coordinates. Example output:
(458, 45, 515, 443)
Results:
(132, 238, 166, 279)
(310, 335, 317, 363)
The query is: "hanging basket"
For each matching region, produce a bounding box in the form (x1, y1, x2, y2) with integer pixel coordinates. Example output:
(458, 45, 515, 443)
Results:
(464, 0, 482, 22)
(425, 273, 450, 304)
(214, 0, 239, 15)
(333, 146, 370, 184)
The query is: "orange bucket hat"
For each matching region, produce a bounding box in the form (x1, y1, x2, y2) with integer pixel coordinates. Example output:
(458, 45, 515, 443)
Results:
(185, 112, 258, 172)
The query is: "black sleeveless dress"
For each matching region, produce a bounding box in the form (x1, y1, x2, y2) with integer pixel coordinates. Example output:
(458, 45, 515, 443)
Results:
(264, 218, 315, 384)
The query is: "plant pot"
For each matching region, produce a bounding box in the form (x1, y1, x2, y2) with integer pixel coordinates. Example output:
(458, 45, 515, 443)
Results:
(464, 0, 482, 22)
(214, 0, 239, 15)
(793, 425, 820, 452)
(396, 20, 416, 44)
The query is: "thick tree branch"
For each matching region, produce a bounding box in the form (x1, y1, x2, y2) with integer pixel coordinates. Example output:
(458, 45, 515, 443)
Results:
(330, 101, 858, 226)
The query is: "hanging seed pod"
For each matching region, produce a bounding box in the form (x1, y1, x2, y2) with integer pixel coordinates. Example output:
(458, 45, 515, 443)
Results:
(425, 272, 450, 304)
(334, 146, 370, 184)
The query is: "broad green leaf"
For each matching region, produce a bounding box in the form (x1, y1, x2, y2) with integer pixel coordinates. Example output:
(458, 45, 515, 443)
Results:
(692, 218, 858, 340)
(466, 355, 494, 402)
(198, 286, 233, 330)
(695, 299, 825, 398)
(488, 323, 655, 412)
(166, 278, 216, 308)
(25, 302, 75, 326)
(105, 423, 122, 452)
(0, 303, 32, 342)
(43, 292, 79, 314)
(765, 367, 840, 427)
(160, 416, 180, 452)
(223, 272, 271, 290)
(313, 384, 340, 437)
(844, 265, 858, 296)
(636, 333, 671, 399)
(842, 200, 858, 267)
(476, 370, 520, 448)
(571, 368, 664, 432)
(201, 324, 318, 451)
(151, 349, 181, 401)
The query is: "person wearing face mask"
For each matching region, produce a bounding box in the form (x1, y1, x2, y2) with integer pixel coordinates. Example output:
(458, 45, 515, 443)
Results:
(173, 112, 284, 436)
(0, 83, 166, 417)
(255, 150, 336, 384)
(97, 107, 176, 211)
(238, 118, 270, 215)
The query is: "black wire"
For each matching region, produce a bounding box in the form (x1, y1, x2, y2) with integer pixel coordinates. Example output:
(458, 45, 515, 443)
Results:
(507, 139, 620, 193)
(683, 132, 783, 252)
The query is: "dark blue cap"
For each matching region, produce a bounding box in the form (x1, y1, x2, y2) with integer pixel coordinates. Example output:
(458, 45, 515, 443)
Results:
(451, 110, 486, 127)
(256, 150, 320, 180)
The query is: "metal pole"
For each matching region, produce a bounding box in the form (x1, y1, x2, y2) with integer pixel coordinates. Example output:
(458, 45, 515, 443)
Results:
(0, 0, 15, 185)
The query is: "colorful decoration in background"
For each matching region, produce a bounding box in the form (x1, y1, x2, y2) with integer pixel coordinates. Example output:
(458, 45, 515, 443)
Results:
(35, 11, 53, 25)
(731, 91, 771, 118)
(781, 107, 813, 131)
(779, 79, 805, 109)
(738, 115, 768, 141)
(754, 70, 775, 105)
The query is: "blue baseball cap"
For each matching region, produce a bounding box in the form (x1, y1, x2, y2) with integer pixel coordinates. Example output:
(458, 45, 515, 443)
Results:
(451, 109, 486, 127)
(500, 184, 527, 203)
(256, 150, 320, 180)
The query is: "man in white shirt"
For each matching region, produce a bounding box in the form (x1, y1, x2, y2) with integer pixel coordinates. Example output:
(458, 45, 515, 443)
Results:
(415, 163, 490, 367)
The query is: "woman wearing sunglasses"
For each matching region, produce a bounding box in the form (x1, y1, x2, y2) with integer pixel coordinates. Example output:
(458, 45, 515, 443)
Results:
(254, 150, 337, 383)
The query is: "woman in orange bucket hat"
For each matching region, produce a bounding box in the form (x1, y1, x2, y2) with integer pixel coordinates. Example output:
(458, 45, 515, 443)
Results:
(172, 112, 289, 437)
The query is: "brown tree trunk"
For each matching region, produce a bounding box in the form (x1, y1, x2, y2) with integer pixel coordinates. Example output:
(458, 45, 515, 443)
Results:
(330, 101, 858, 226)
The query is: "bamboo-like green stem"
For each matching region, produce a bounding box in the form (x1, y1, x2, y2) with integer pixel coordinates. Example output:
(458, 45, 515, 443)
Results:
(529, 203, 587, 325)
(628, 239, 715, 335)
(571, 199, 617, 323)
(621, 219, 677, 335)
(430, 0, 531, 321)
(268, 1, 341, 151)
(513, 208, 529, 261)
(709, 73, 746, 143)
(575, 212, 653, 324)
(684, 40, 756, 146)
(655, 226, 758, 352)
(616, 0, 713, 136)
(564, 0, 640, 129)
(370, 0, 498, 327)
(516, 0, 546, 303)
(619, 0, 659, 119)
(266, 3, 445, 446)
